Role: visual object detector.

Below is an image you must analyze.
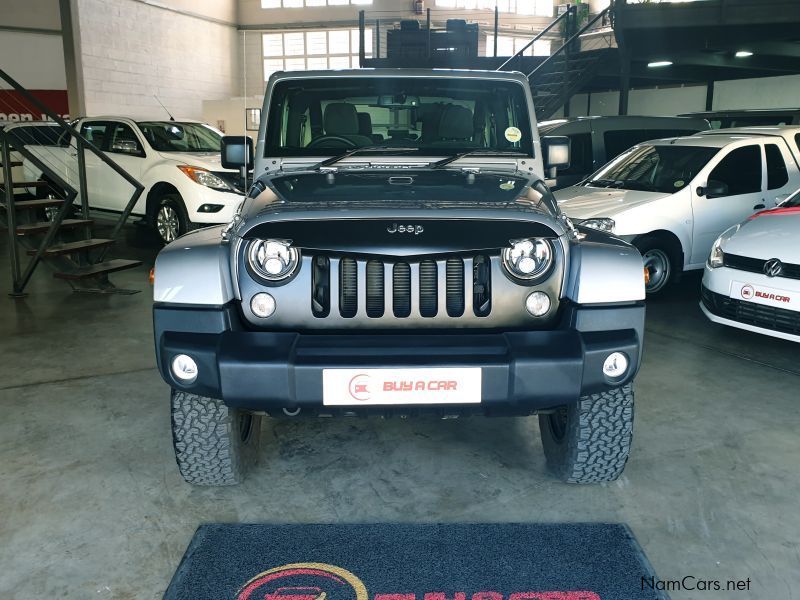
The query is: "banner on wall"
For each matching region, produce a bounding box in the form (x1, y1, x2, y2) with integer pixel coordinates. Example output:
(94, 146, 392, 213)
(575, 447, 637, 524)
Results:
(0, 90, 69, 122)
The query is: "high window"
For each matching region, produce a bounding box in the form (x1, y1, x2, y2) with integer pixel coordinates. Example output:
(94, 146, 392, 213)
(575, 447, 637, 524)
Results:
(484, 34, 550, 57)
(263, 29, 372, 81)
(262, 0, 372, 7)
(435, 0, 553, 16)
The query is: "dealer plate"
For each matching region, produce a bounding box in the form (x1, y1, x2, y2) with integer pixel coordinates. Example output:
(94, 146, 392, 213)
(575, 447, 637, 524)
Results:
(322, 367, 481, 406)
(731, 280, 798, 309)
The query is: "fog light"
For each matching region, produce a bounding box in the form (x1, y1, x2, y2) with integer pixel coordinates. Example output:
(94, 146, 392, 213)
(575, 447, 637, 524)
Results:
(251, 292, 276, 318)
(603, 352, 629, 378)
(172, 354, 198, 383)
(525, 291, 551, 316)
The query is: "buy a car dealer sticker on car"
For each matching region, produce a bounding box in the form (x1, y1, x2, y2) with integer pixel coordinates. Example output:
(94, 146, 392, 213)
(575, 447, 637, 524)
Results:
(732, 280, 796, 309)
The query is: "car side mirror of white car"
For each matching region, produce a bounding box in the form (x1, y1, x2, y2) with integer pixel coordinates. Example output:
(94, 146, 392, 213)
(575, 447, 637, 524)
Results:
(697, 180, 728, 199)
(221, 135, 254, 170)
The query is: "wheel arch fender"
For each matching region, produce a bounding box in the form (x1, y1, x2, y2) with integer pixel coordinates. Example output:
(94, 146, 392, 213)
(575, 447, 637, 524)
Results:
(146, 181, 182, 223)
(563, 234, 646, 304)
(631, 228, 686, 269)
(153, 226, 235, 305)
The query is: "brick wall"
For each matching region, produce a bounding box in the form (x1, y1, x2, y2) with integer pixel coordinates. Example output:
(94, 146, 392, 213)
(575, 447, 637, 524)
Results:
(76, 0, 238, 119)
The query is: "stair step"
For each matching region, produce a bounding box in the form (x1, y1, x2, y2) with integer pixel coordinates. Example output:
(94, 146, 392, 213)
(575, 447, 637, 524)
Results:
(15, 218, 93, 235)
(54, 259, 143, 281)
(0, 181, 47, 189)
(27, 238, 115, 257)
(1, 198, 64, 211)
(0, 161, 23, 168)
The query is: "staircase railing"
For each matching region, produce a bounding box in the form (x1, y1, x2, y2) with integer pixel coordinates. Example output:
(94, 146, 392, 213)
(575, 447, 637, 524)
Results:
(0, 68, 145, 295)
(495, 5, 577, 72)
(527, 7, 612, 79)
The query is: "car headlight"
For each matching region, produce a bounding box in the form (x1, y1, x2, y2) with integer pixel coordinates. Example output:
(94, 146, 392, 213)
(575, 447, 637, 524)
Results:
(502, 238, 553, 281)
(248, 239, 300, 281)
(580, 218, 615, 234)
(708, 237, 724, 268)
(177, 165, 231, 191)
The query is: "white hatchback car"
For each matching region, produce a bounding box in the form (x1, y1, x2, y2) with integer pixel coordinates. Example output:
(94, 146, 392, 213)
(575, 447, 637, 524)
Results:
(555, 133, 800, 293)
(701, 189, 800, 343)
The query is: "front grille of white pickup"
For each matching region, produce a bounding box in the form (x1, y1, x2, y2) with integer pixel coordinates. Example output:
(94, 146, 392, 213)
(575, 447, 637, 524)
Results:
(310, 255, 490, 319)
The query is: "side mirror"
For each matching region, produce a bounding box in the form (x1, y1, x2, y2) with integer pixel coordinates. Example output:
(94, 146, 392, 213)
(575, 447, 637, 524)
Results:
(542, 135, 571, 171)
(697, 179, 728, 198)
(112, 140, 140, 154)
(221, 135, 254, 170)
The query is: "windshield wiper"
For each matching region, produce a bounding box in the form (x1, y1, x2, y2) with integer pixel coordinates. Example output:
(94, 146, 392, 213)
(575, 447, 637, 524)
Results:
(586, 178, 620, 188)
(430, 149, 527, 169)
(310, 146, 420, 171)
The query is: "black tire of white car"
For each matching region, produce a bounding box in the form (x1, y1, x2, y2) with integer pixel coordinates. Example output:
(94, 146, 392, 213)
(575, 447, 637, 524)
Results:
(634, 237, 677, 295)
(156, 194, 193, 245)
(538, 384, 634, 484)
(170, 390, 262, 486)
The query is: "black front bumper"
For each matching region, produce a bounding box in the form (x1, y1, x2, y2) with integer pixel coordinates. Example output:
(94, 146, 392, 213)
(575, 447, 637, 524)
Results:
(154, 302, 644, 415)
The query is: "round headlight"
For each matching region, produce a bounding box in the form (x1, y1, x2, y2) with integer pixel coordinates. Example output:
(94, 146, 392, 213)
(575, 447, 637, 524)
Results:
(248, 239, 299, 281)
(502, 238, 553, 280)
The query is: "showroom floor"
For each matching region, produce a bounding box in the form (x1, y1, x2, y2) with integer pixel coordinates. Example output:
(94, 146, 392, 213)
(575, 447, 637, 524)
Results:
(1, 220, 798, 599)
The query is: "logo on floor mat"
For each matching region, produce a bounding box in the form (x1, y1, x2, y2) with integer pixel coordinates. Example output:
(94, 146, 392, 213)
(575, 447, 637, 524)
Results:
(237, 563, 368, 600)
(236, 562, 600, 600)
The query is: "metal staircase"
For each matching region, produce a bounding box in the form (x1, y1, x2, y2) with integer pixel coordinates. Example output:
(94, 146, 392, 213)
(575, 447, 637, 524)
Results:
(0, 69, 144, 297)
(497, 5, 615, 121)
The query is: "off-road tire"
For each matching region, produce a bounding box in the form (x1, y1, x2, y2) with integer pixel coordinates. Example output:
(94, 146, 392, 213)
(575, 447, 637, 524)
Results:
(170, 390, 262, 486)
(539, 384, 634, 484)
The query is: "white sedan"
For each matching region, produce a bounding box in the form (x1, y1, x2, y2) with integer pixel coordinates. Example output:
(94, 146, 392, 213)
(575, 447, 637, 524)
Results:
(701, 189, 800, 343)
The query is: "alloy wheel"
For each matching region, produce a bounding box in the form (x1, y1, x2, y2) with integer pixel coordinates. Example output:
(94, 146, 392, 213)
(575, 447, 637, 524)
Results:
(157, 205, 180, 243)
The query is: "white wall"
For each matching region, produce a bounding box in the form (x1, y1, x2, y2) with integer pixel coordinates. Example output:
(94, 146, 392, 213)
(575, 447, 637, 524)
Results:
(0, 31, 66, 89)
(565, 74, 800, 118)
(75, 0, 239, 118)
(202, 96, 264, 137)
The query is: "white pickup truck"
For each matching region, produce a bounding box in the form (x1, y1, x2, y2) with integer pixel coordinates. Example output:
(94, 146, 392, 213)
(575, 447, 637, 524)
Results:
(555, 127, 800, 293)
(22, 117, 245, 243)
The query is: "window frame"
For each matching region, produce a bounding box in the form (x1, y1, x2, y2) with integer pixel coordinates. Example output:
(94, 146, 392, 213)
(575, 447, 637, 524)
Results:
(705, 144, 764, 198)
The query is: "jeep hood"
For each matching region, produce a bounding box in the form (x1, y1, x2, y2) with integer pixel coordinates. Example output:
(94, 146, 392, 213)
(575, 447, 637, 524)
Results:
(554, 185, 670, 220)
(722, 206, 800, 262)
(233, 170, 567, 255)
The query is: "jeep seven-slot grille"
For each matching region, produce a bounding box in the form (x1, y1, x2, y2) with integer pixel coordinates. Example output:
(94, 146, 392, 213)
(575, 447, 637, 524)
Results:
(310, 255, 489, 319)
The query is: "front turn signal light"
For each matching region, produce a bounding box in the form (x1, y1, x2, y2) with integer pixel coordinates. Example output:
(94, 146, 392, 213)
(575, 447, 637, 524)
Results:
(149, 267, 155, 285)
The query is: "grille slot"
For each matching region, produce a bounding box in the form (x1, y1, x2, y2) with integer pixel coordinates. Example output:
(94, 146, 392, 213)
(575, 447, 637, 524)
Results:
(473, 255, 491, 316)
(339, 257, 358, 317)
(393, 263, 412, 317)
(366, 260, 385, 318)
(311, 255, 330, 317)
(419, 260, 438, 317)
(446, 258, 465, 317)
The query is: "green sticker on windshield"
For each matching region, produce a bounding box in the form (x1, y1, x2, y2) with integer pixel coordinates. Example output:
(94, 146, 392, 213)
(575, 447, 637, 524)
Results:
(500, 180, 516, 191)
(674, 180, 685, 188)
(505, 127, 522, 143)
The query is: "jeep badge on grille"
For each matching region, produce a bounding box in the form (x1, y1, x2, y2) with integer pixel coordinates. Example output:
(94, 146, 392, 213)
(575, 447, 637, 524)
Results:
(387, 223, 424, 235)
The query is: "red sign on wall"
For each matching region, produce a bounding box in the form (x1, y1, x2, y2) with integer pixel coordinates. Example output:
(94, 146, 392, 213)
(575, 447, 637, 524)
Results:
(0, 90, 69, 122)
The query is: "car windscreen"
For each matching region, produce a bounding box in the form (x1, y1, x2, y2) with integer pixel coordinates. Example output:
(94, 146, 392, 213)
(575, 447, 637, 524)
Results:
(5, 125, 68, 147)
(137, 122, 221, 152)
(269, 171, 531, 203)
(264, 77, 534, 157)
(585, 144, 719, 194)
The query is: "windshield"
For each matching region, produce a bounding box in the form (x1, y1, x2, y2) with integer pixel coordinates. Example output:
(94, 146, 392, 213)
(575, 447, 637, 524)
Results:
(264, 76, 533, 157)
(137, 121, 222, 152)
(586, 144, 719, 194)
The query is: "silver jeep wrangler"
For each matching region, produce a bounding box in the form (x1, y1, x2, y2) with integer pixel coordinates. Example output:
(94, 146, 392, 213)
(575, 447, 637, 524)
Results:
(152, 69, 645, 486)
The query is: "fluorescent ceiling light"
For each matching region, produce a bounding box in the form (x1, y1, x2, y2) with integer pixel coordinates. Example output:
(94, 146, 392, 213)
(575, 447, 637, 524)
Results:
(735, 50, 754, 58)
(648, 60, 673, 68)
